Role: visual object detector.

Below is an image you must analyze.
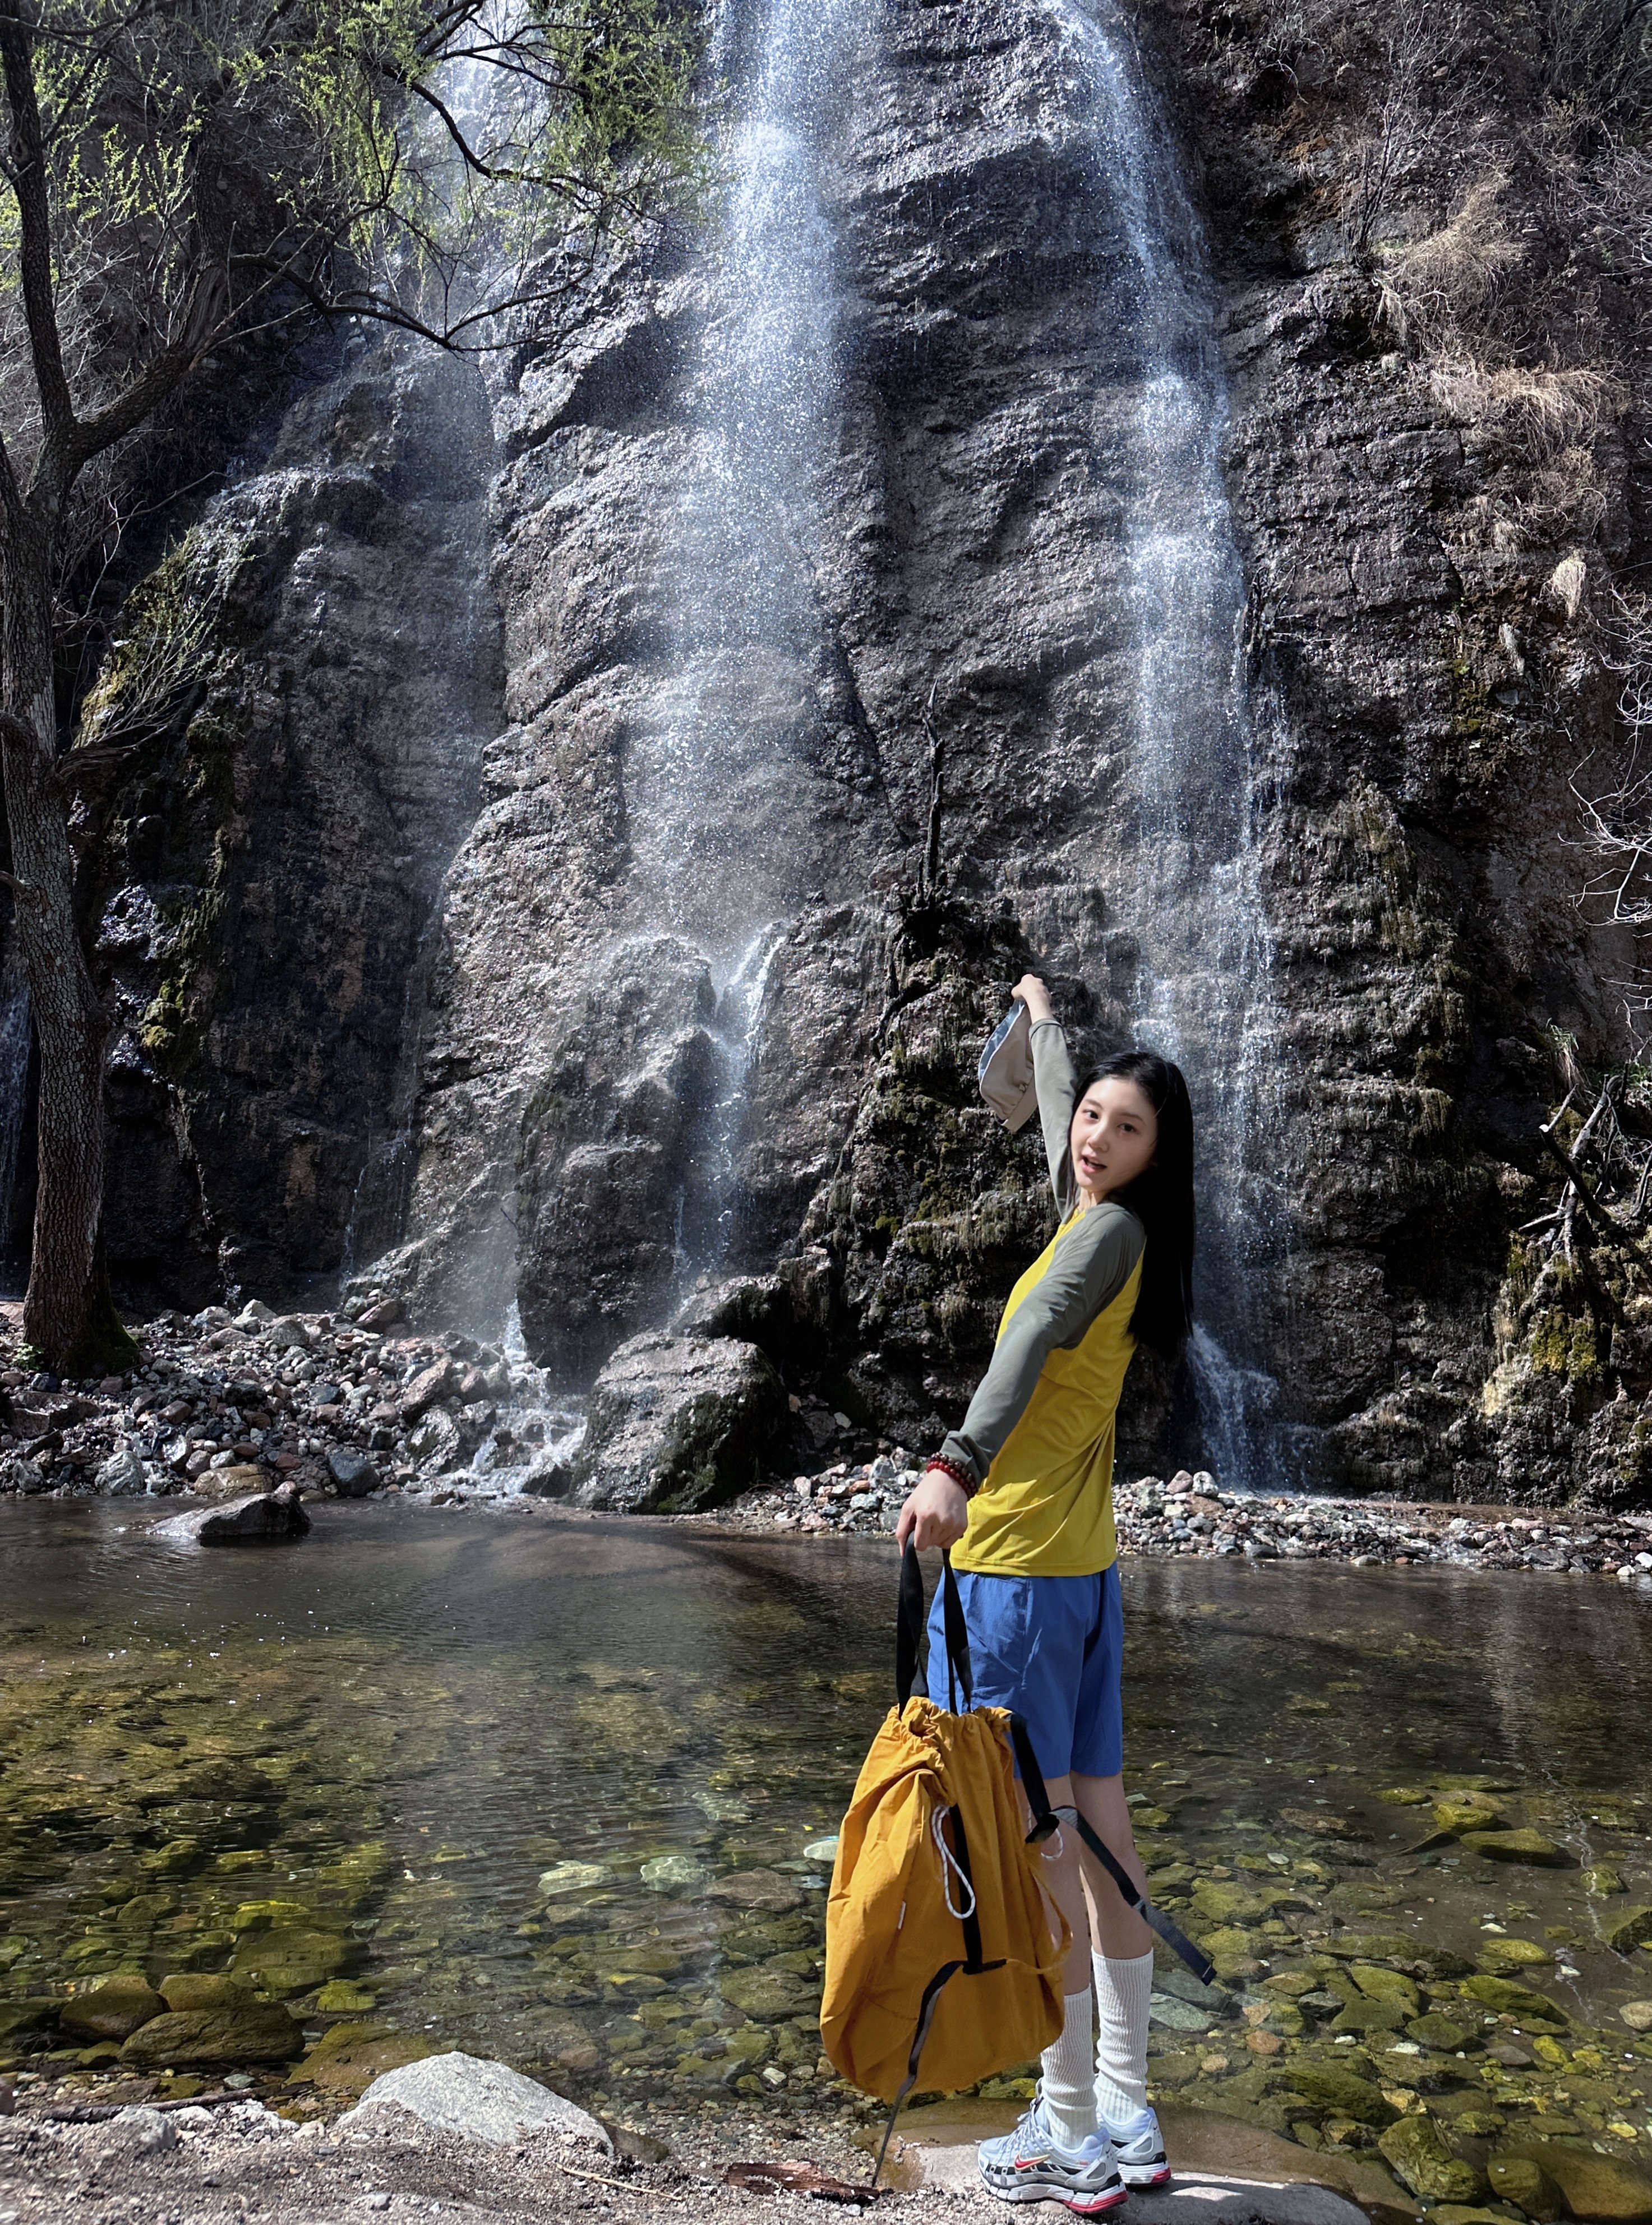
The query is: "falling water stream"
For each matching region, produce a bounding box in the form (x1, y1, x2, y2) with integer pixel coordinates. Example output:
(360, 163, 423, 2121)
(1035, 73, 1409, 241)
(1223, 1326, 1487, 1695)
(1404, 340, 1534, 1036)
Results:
(1051, 0, 1297, 1488)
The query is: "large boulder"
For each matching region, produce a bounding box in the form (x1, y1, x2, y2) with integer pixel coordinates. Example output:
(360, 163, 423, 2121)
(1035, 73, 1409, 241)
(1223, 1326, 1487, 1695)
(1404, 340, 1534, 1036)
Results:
(151, 1483, 310, 1544)
(571, 1333, 787, 1513)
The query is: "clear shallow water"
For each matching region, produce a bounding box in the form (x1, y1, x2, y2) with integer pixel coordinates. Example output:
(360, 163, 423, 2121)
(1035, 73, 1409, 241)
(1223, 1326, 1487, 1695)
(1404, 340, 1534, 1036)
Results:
(2, 1503, 1650, 2136)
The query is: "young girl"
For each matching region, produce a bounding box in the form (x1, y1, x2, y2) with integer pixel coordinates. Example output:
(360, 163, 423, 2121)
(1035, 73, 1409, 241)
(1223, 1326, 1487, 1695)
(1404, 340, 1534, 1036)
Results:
(895, 972, 1195, 2216)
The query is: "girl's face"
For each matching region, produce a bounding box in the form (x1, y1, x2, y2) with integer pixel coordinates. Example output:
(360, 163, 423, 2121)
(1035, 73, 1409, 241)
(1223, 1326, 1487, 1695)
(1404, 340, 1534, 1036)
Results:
(1069, 1078, 1158, 1205)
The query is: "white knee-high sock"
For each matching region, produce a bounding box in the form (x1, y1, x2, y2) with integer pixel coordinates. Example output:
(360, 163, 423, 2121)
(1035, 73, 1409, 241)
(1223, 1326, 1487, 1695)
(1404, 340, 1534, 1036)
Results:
(1040, 1989, 1099, 2148)
(1092, 1947, 1154, 2132)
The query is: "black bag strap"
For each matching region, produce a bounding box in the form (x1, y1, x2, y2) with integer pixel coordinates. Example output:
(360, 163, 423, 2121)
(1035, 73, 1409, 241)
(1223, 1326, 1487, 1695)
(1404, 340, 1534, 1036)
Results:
(1060, 1804, 1217, 1987)
(896, 1541, 973, 1712)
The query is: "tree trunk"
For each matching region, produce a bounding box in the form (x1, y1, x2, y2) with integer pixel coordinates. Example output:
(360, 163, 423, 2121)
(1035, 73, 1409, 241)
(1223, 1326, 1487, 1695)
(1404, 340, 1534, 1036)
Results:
(0, 498, 134, 1372)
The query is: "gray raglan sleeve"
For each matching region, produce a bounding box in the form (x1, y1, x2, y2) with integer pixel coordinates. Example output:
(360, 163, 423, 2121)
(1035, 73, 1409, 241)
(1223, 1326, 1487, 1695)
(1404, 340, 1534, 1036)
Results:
(935, 1203, 1145, 1488)
(1031, 1019, 1077, 1210)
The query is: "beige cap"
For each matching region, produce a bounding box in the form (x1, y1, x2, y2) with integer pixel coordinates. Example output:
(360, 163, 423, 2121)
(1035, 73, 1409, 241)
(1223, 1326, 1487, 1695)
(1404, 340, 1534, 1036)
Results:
(979, 1001, 1038, 1133)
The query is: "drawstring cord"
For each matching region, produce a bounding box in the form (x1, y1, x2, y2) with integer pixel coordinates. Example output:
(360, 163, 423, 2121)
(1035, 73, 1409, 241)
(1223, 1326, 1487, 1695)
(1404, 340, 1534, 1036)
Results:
(931, 1806, 977, 1921)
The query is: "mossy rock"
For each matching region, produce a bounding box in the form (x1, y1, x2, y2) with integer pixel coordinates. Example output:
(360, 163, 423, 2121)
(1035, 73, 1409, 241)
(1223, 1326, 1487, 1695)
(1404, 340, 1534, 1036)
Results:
(1462, 1831, 1569, 1867)
(0, 1999, 58, 2042)
(1332, 1998, 1410, 2034)
(160, 1972, 257, 2011)
(1436, 1802, 1510, 1835)
(1583, 1868, 1626, 1898)
(1461, 1975, 1567, 2023)
(1378, 2116, 1487, 2204)
(1270, 2062, 1397, 2125)
(1479, 1938, 1551, 1972)
(1350, 1965, 1422, 2013)
(1487, 2155, 1565, 2219)
(114, 1893, 178, 1931)
(1605, 1908, 1652, 1954)
(121, 2000, 300, 2066)
(230, 1926, 351, 1993)
(59, 1975, 165, 2039)
(719, 1965, 814, 2020)
(229, 1899, 320, 1933)
(293, 2021, 437, 2093)
(1494, 2144, 1652, 2224)
(1192, 1882, 1286, 1926)
(1408, 2013, 1475, 2050)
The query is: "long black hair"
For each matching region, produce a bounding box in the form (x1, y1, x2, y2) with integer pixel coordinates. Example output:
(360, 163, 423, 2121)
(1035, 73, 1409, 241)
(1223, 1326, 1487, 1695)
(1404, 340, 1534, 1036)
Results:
(1069, 1051, 1194, 1360)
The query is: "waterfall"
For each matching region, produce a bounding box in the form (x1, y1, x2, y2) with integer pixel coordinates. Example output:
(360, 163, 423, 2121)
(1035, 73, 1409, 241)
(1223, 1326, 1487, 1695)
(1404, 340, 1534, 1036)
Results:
(1050, 0, 1301, 1490)
(626, 0, 861, 1301)
(633, 0, 856, 955)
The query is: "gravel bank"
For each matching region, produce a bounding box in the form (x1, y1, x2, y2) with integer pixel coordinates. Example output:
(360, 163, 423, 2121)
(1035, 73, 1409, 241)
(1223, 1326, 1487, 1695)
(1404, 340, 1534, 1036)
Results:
(4, 1298, 1650, 1582)
(714, 1465, 1652, 1581)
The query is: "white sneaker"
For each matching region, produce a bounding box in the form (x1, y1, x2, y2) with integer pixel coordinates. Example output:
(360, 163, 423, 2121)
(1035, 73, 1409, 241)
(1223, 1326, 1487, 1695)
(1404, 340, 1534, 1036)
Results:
(1104, 2108, 1171, 2187)
(979, 2091, 1127, 2213)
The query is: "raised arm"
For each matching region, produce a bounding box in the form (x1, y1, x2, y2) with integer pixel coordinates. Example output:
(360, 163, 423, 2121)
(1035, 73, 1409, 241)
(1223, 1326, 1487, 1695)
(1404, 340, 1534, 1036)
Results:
(1011, 973, 1078, 1210)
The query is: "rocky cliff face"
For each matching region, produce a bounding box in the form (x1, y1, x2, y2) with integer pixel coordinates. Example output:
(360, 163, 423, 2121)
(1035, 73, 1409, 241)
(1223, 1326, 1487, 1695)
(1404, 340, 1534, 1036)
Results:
(63, 0, 1652, 1507)
(84, 332, 498, 1308)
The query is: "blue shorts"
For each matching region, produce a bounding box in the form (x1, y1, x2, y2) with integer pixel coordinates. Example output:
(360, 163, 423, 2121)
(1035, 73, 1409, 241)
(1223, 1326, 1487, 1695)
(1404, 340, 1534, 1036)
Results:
(920, 1564, 1125, 1782)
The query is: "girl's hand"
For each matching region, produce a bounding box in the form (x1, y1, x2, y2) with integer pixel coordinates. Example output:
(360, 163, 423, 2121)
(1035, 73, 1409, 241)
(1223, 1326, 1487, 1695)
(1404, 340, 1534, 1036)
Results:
(895, 1466, 971, 1551)
(1012, 972, 1054, 1025)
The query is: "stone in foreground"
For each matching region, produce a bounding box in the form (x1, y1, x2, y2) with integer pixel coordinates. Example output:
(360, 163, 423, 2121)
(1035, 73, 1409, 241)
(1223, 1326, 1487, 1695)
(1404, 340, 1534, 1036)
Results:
(571, 1333, 786, 1512)
(151, 1483, 309, 1544)
(338, 2051, 612, 2150)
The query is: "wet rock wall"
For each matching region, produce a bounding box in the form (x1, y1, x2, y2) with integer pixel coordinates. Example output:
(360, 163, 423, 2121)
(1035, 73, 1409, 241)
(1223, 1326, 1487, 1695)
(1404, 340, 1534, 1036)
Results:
(64, 0, 1652, 1504)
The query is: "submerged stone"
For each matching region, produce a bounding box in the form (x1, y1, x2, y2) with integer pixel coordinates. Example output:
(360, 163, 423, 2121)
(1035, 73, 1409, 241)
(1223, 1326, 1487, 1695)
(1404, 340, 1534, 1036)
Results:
(1332, 1999, 1410, 2034)
(705, 1868, 805, 1912)
(230, 1925, 350, 1991)
(1619, 2002, 1652, 2034)
(719, 1965, 814, 2019)
(1378, 2116, 1485, 2204)
(537, 1862, 607, 1896)
(1349, 1965, 1422, 2012)
(120, 2000, 301, 2065)
(59, 1975, 164, 2039)
(1408, 2014, 1475, 2050)
(1461, 1830, 1568, 1866)
(1270, 2062, 1398, 2125)
(296, 2021, 437, 2093)
(1434, 1798, 1508, 1832)
(1461, 1976, 1566, 2023)
(1487, 2156, 1565, 2220)
(1605, 1908, 1652, 1955)
(1479, 1938, 1551, 1972)
(640, 1854, 708, 1892)
(159, 1973, 256, 2011)
(1495, 2144, 1652, 2224)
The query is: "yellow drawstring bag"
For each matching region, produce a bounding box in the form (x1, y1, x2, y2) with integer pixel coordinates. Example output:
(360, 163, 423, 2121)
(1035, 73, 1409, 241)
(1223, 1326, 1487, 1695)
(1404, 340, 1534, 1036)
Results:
(820, 1549, 1068, 2113)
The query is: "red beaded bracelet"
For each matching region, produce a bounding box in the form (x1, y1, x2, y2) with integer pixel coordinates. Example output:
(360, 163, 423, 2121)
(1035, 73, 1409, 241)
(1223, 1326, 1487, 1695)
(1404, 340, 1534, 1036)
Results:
(924, 1453, 979, 1500)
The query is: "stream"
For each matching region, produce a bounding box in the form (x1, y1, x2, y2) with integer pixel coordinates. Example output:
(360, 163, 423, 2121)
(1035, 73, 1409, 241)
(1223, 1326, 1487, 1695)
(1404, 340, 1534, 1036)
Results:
(2, 1504, 1650, 2164)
